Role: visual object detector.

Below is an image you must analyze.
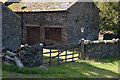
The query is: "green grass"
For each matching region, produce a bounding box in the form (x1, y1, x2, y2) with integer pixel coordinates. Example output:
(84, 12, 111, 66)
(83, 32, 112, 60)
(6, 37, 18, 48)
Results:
(2, 57, 119, 78)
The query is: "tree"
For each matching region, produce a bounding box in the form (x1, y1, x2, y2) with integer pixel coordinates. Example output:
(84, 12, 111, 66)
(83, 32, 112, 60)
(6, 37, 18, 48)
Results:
(96, 2, 120, 34)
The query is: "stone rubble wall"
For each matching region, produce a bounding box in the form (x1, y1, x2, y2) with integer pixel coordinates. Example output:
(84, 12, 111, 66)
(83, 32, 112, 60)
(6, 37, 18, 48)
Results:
(2, 3, 21, 51)
(83, 39, 120, 58)
(103, 33, 120, 40)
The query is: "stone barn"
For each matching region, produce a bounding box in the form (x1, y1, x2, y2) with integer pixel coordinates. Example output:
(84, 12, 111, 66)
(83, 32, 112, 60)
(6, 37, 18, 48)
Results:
(0, 2, 21, 51)
(7, 1, 100, 45)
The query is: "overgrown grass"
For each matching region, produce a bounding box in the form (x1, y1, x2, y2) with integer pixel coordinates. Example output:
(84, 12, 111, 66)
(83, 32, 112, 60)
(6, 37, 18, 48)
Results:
(2, 57, 119, 78)
(2, 64, 48, 74)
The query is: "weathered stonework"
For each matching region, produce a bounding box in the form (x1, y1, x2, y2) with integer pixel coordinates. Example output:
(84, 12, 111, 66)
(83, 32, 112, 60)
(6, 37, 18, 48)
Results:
(0, 3, 2, 53)
(103, 33, 120, 40)
(66, 2, 99, 43)
(0, 4, 2, 78)
(84, 39, 120, 58)
(1, 3, 21, 51)
(16, 12, 67, 45)
(15, 2, 100, 45)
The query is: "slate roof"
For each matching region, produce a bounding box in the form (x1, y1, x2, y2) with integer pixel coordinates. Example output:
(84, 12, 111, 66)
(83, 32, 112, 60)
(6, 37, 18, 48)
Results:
(7, 1, 77, 12)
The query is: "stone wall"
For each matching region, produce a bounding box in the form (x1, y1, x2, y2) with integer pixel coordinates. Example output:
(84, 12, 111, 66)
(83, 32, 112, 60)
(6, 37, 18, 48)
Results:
(103, 33, 120, 40)
(0, 3, 2, 53)
(66, 2, 99, 44)
(83, 39, 120, 58)
(15, 2, 100, 45)
(2, 4, 21, 51)
(16, 12, 67, 44)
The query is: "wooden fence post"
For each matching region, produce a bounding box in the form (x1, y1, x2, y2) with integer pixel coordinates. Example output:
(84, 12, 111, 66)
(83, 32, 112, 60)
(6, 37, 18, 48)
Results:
(58, 50, 59, 65)
(39, 44, 44, 65)
(65, 50, 67, 62)
(81, 38, 85, 59)
(78, 41, 81, 59)
(49, 48, 51, 66)
(72, 48, 74, 62)
(79, 38, 85, 59)
(41, 47, 43, 65)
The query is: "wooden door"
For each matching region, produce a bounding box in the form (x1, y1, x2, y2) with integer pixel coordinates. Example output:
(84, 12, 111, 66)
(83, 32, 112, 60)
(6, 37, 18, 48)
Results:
(45, 27, 61, 42)
(27, 27, 40, 45)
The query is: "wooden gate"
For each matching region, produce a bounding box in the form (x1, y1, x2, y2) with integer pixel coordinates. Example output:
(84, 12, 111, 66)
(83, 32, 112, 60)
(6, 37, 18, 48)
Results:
(27, 27, 40, 45)
(42, 43, 79, 66)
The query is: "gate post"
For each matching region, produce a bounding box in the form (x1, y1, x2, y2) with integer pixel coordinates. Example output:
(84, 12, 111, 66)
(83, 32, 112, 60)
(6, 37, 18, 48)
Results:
(78, 40, 81, 59)
(78, 38, 85, 59)
(79, 27, 85, 59)
(39, 44, 43, 65)
(81, 38, 85, 59)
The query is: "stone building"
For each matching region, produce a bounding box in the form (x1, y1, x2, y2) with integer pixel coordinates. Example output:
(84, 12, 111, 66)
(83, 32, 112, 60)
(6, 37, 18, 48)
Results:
(7, 1, 100, 45)
(0, 2, 21, 51)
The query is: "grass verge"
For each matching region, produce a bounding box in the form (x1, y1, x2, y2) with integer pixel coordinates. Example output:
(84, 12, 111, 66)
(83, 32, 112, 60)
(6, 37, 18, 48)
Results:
(2, 57, 119, 78)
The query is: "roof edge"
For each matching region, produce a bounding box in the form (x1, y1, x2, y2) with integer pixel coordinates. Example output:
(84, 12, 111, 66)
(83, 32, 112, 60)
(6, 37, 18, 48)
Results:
(3, 3, 21, 19)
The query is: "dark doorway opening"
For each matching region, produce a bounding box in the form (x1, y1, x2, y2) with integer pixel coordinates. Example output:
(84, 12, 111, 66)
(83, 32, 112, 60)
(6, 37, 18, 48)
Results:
(45, 27, 61, 42)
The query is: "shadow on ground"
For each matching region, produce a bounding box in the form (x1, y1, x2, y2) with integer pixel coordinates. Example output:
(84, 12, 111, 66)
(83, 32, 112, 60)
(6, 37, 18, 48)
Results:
(93, 57, 120, 63)
(2, 57, 119, 78)
(46, 60, 119, 78)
